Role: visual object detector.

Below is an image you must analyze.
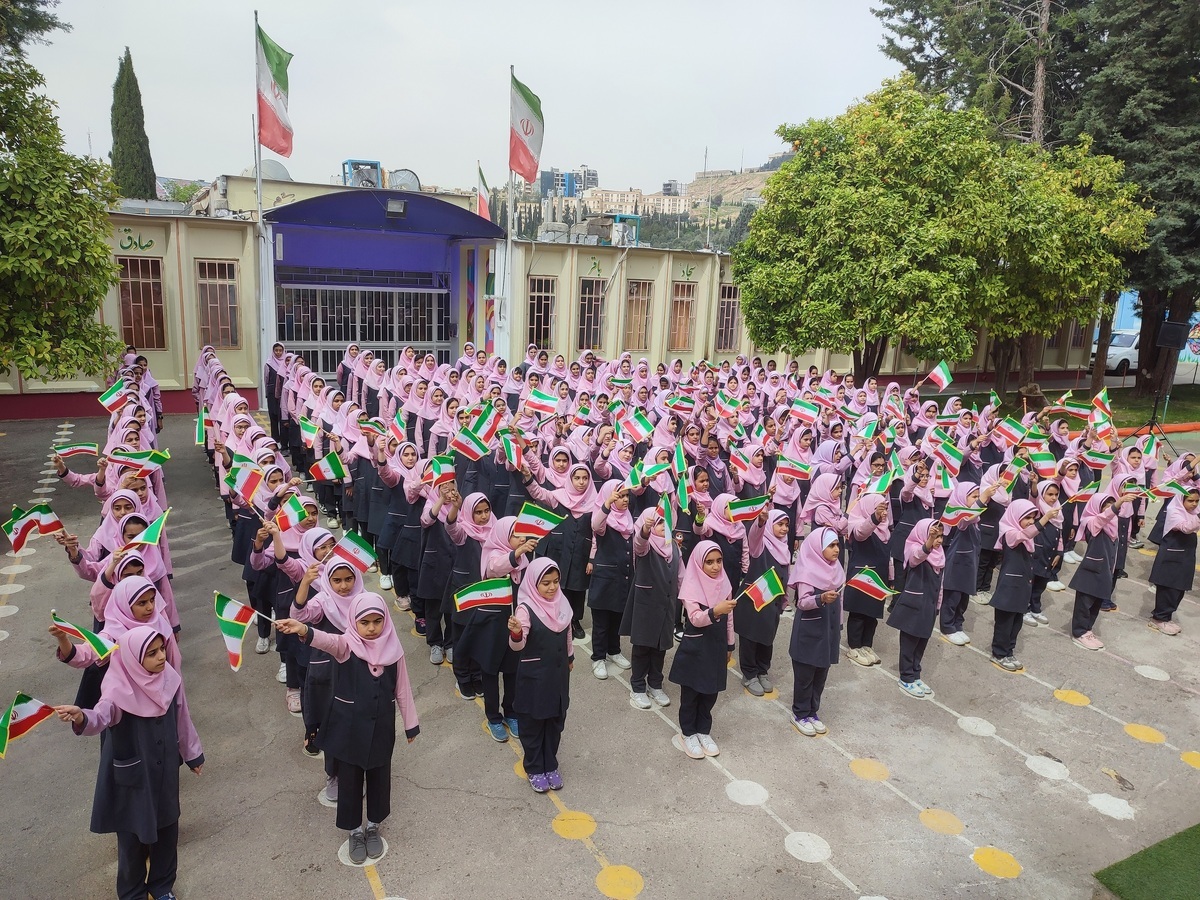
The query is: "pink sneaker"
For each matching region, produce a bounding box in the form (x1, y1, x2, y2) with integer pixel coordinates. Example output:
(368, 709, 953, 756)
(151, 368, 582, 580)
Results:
(1073, 631, 1104, 651)
(1149, 620, 1181, 636)
(286, 688, 302, 713)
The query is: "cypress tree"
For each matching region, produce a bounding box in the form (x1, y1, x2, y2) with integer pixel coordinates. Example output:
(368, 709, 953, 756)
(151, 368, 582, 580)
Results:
(110, 47, 156, 199)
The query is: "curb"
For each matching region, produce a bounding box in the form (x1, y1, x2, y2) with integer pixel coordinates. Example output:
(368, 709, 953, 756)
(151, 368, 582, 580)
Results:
(1116, 423, 1200, 436)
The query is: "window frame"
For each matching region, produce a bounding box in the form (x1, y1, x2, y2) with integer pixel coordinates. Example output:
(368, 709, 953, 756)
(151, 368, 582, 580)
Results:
(117, 256, 167, 350)
(196, 258, 241, 350)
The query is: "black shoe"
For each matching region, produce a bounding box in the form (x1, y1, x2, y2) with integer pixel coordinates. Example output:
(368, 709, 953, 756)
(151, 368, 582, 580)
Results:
(415, 618, 427, 636)
(673, 627, 684, 642)
(471, 680, 485, 698)
(572, 622, 585, 640)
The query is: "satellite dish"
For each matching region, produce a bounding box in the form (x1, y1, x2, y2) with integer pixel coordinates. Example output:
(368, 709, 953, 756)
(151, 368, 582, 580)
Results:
(240, 160, 294, 181)
(387, 169, 422, 191)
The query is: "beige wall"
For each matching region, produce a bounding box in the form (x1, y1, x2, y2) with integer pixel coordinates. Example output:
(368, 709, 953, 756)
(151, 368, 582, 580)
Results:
(217, 175, 472, 218)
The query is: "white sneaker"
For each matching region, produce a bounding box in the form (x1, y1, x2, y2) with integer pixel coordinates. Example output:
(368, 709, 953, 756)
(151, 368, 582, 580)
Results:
(971, 591, 991, 605)
(1064, 551, 1082, 565)
(607, 652, 632, 670)
(592, 659, 608, 680)
(1032, 612, 1049, 625)
(946, 631, 970, 646)
(1023, 612, 1040, 627)
(630, 691, 652, 710)
(255, 636, 270, 654)
(697, 733, 719, 756)
(810, 717, 828, 734)
(275, 662, 287, 683)
(647, 687, 671, 707)
(325, 517, 339, 529)
(1047, 580, 1066, 592)
(681, 734, 705, 759)
(379, 575, 393, 591)
(793, 716, 817, 737)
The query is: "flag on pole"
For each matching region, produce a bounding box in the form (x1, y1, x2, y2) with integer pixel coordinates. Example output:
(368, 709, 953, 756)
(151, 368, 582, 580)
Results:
(275, 493, 308, 532)
(932, 440, 965, 477)
(1027, 450, 1058, 478)
(98, 378, 128, 413)
(387, 411, 406, 445)
(299, 416, 320, 448)
(865, 468, 898, 495)
(677, 471, 690, 514)
(1149, 479, 1190, 500)
(992, 417, 1028, 448)
(741, 567, 785, 612)
(624, 459, 643, 490)
(52, 442, 98, 458)
(195, 408, 207, 446)
(726, 495, 771, 524)
(1080, 448, 1114, 471)
(453, 577, 513, 613)
(1141, 434, 1159, 460)
(524, 388, 558, 417)
(664, 394, 696, 417)
(3, 503, 63, 553)
(775, 455, 812, 481)
(309, 452, 348, 482)
(331, 531, 377, 573)
(658, 493, 675, 535)
(1066, 487, 1097, 504)
(476, 164, 491, 220)
(469, 401, 503, 444)
(940, 505, 983, 528)
(1092, 388, 1112, 418)
(926, 361, 953, 392)
(500, 432, 523, 470)
(714, 390, 740, 418)
(424, 454, 456, 488)
(513, 502, 566, 540)
(214, 592, 258, 672)
(0, 692, 55, 759)
(129, 508, 170, 546)
(672, 441, 687, 476)
(989, 390, 1002, 409)
(998, 457, 1026, 493)
(1063, 399, 1092, 419)
(255, 22, 294, 157)
(729, 448, 752, 476)
(449, 425, 489, 461)
(845, 567, 896, 601)
(509, 70, 544, 183)
(50, 611, 116, 661)
(224, 466, 264, 504)
(789, 397, 819, 425)
(619, 409, 654, 443)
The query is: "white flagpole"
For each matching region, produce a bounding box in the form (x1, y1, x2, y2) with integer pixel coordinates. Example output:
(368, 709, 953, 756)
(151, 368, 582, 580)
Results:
(498, 65, 517, 363)
(253, 10, 272, 404)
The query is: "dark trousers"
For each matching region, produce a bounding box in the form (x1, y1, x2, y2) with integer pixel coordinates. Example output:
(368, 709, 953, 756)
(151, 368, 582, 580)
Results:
(678, 684, 718, 737)
(116, 821, 178, 900)
(891, 558, 908, 596)
(421, 596, 452, 648)
(387, 562, 412, 597)
(630, 644, 666, 692)
(991, 608, 1024, 659)
(939, 590, 969, 635)
(590, 609, 623, 660)
(898, 633, 928, 683)
(251, 585, 273, 639)
(738, 638, 773, 679)
(790, 660, 830, 719)
(977, 549, 1000, 593)
(518, 714, 564, 776)
(564, 588, 586, 626)
(1152, 586, 1184, 622)
(482, 671, 516, 724)
(1029, 576, 1049, 614)
(1072, 591, 1104, 638)
(846, 612, 878, 649)
(285, 655, 305, 691)
(334, 758, 391, 831)
(450, 622, 482, 688)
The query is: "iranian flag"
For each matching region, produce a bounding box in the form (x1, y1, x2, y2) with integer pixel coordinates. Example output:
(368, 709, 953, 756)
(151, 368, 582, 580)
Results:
(664, 394, 695, 416)
(360, 419, 386, 439)
(1090, 406, 1115, 441)
(672, 441, 687, 476)
(1027, 450, 1058, 478)
(726, 494, 770, 524)
(933, 440, 965, 477)
(299, 416, 320, 448)
(572, 405, 592, 427)
(331, 531, 377, 573)
(129, 508, 171, 546)
(525, 388, 558, 417)
(993, 417, 1028, 448)
(500, 432, 523, 470)
(309, 451, 348, 482)
(387, 411, 406, 445)
(51, 610, 116, 661)
(624, 459, 643, 490)
(865, 468, 898, 495)
(195, 407, 208, 446)
(677, 472, 690, 513)
(998, 457, 1026, 493)
(449, 425, 489, 461)
(776, 455, 812, 481)
(275, 493, 309, 532)
(609, 376, 633, 391)
(3, 503, 62, 553)
(790, 397, 819, 425)
(513, 502, 566, 540)
(225, 465, 264, 503)
(883, 394, 905, 420)
(813, 387, 838, 410)
(470, 400, 503, 444)
(214, 591, 258, 672)
(256, 22, 294, 157)
(476, 164, 491, 220)
(742, 567, 784, 612)
(926, 361, 953, 392)
(454, 577, 513, 613)
(935, 413, 961, 429)
(730, 448, 752, 476)
(940, 505, 983, 528)
(640, 459, 671, 481)
(0, 692, 55, 759)
(714, 390, 739, 418)
(1092, 387, 1113, 419)
(1080, 448, 1114, 471)
(619, 408, 654, 443)
(424, 454, 457, 488)
(1150, 479, 1190, 500)
(838, 404, 863, 423)
(1063, 399, 1092, 420)
(52, 442, 98, 458)
(1066, 487, 1097, 504)
(1141, 434, 1159, 460)
(98, 378, 128, 413)
(659, 493, 675, 535)
(845, 567, 895, 601)
(509, 70, 544, 184)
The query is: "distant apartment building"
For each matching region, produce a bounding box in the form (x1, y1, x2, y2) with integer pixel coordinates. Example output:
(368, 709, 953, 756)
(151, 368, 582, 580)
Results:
(663, 180, 685, 196)
(539, 165, 600, 198)
(581, 187, 690, 216)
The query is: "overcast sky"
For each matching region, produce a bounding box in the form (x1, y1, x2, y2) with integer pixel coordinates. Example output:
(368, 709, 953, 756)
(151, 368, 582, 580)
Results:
(27, 0, 900, 191)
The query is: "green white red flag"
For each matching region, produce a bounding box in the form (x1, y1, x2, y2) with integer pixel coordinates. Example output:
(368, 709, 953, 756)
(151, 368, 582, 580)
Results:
(225, 465, 264, 503)
(525, 388, 558, 417)
(618, 408, 654, 443)
(940, 505, 983, 528)
(52, 442, 98, 458)
(309, 452, 348, 482)
(845, 567, 895, 601)
(3, 503, 63, 552)
(776, 455, 812, 481)
(476, 164, 491, 221)
(299, 416, 320, 448)
(509, 71, 544, 183)
(500, 432, 523, 470)
(128, 508, 170, 546)
(449, 425, 489, 461)
(742, 567, 784, 612)
(256, 22, 294, 157)
(790, 397, 819, 425)
(1027, 450, 1058, 478)
(331, 531, 377, 573)
(453, 577, 513, 613)
(513, 502, 566, 540)
(51, 610, 116, 661)
(726, 495, 770, 524)
(274, 493, 308, 532)
(714, 390, 739, 418)
(214, 591, 259, 672)
(926, 361, 953, 392)
(98, 378, 129, 412)
(423, 454, 456, 488)
(0, 692, 55, 758)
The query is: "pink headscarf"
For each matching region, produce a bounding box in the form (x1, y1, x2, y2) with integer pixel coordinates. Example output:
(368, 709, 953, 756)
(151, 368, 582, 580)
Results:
(679, 540, 732, 607)
(1078, 493, 1117, 540)
(706, 493, 746, 542)
(800, 472, 843, 526)
(98, 624, 181, 717)
(635, 507, 673, 559)
(597, 480, 635, 538)
(1165, 489, 1200, 534)
(94, 490, 142, 553)
(518, 557, 573, 631)
(905, 518, 945, 571)
(456, 492, 495, 544)
(551, 463, 598, 515)
(103, 575, 173, 644)
(790, 526, 845, 591)
(1035, 480, 1063, 527)
(315, 560, 364, 633)
(848, 490, 891, 543)
(999, 499, 1038, 552)
(756, 509, 791, 565)
(483, 516, 528, 582)
(340, 593, 405, 676)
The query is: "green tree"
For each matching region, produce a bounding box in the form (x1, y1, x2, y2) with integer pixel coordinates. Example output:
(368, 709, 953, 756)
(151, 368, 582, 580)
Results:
(1069, 0, 1200, 397)
(0, 57, 124, 380)
(164, 180, 202, 203)
(110, 47, 156, 199)
(0, 0, 70, 56)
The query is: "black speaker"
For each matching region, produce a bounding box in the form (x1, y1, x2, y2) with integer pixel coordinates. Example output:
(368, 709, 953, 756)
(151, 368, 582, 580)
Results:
(1157, 321, 1189, 351)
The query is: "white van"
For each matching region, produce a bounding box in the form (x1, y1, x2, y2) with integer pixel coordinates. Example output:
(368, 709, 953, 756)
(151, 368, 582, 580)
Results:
(1090, 330, 1140, 376)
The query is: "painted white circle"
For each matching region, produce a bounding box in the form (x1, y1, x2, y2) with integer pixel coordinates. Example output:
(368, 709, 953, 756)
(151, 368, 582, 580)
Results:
(784, 831, 832, 863)
(1088, 793, 1135, 821)
(317, 789, 337, 809)
(859, 897, 890, 900)
(726, 779, 769, 806)
(337, 835, 388, 867)
(33, 487, 55, 494)
(0, 605, 19, 617)
(1135, 665, 1170, 682)
(1025, 756, 1070, 780)
(957, 716, 997, 737)
(5, 548, 35, 558)
(0, 630, 9, 641)
(0, 584, 24, 596)
(0, 565, 31, 575)
(37, 478, 58, 484)
(40, 469, 57, 476)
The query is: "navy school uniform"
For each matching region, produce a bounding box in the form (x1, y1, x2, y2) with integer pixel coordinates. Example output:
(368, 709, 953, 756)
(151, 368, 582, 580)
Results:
(989, 539, 1033, 659)
(390, 488, 424, 598)
(975, 497, 1005, 593)
(736, 550, 786, 681)
(939, 522, 980, 636)
(669, 596, 732, 738)
(513, 605, 572, 776)
(416, 512, 454, 649)
(447, 537, 486, 692)
(1149, 523, 1197, 622)
(887, 494, 927, 594)
(886, 555, 942, 683)
(1030, 518, 1061, 615)
(588, 526, 633, 661)
(845, 518, 891, 649)
(1069, 525, 1117, 638)
(620, 545, 679, 693)
(537, 506, 592, 623)
(789, 584, 841, 720)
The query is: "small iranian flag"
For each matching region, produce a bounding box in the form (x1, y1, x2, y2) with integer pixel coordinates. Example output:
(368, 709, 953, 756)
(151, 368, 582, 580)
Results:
(790, 397, 819, 425)
(256, 22, 294, 157)
(641, 459, 672, 481)
(572, 405, 592, 427)
(713, 390, 739, 418)
(624, 459, 643, 490)
(98, 378, 128, 412)
(1063, 399, 1092, 420)
(0, 692, 55, 758)
(1092, 388, 1113, 418)
(620, 409, 654, 443)
(813, 387, 838, 410)
(727, 494, 770, 524)
(525, 388, 559, 417)
(933, 441, 965, 477)
(425, 454, 456, 488)
(449, 425, 489, 461)
(225, 465, 264, 503)
(1150, 479, 1190, 500)
(476, 164, 491, 221)
(729, 421, 747, 442)
(332, 531, 377, 573)
(776, 455, 811, 481)
(926, 361, 953, 392)
(509, 70, 544, 184)
(51, 610, 116, 661)
(999, 457, 1026, 493)
(1141, 435, 1159, 460)
(513, 502, 566, 540)
(3, 503, 62, 553)
(1090, 407, 1115, 441)
(195, 407, 208, 446)
(500, 432, 523, 470)
(275, 493, 309, 531)
(129, 508, 170, 546)
(935, 413, 961, 428)
(883, 394, 905, 420)
(677, 472, 690, 514)
(1027, 450, 1058, 478)
(469, 401, 503, 444)
(992, 417, 1028, 447)
(865, 468, 898, 495)
(659, 493, 675, 535)
(730, 448, 752, 476)
(609, 376, 633, 391)
(857, 419, 878, 441)
(608, 399, 627, 420)
(672, 441, 687, 476)
(309, 452, 348, 482)
(989, 390, 1002, 409)
(387, 411, 406, 445)
(940, 505, 983, 528)
(664, 394, 696, 416)
(741, 567, 785, 612)
(845, 567, 895, 601)
(838, 404, 863, 423)
(299, 416, 320, 448)
(360, 419, 386, 439)
(454, 577, 513, 613)
(1066, 487, 1097, 504)
(1081, 448, 1114, 471)
(214, 591, 258, 672)
(53, 441, 98, 458)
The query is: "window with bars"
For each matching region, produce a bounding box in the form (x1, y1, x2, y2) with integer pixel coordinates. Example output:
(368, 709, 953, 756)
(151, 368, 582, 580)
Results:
(118, 256, 166, 350)
(528, 276, 556, 350)
(669, 281, 696, 352)
(577, 277, 606, 350)
(196, 259, 239, 348)
(625, 280, 652, 351)
(276, 286, 320, 342)
(715, 284, 742, 352)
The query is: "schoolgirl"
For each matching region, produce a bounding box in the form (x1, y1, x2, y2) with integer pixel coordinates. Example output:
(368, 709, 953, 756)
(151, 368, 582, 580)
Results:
(988, 499, 1043, 672)
(445, 493, 496, 700)
(789, 527, 846, 735)
(1069, 487, 1140, 651)
(1148, 487, 1200, 635)
(525, 462, 595, 639)
(587, 481, 635, 680)
(416, 480, 459, 663)
(1026, 479, 1063, 625)
(887, 518, 944, 698)
(939, 480, 983, 646)
(844, 491, 892, 664)
(621, 507, 679, 710)
(737, 509, 790, 695)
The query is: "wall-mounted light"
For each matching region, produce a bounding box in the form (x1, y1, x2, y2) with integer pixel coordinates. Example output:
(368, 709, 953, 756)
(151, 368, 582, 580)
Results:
(386, 199, 407, 219)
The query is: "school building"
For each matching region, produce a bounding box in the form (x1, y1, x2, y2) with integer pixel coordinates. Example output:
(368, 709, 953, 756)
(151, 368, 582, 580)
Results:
(0, 175, 1092, 418)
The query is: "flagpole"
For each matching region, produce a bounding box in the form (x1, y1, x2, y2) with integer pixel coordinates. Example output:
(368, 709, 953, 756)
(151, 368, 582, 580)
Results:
(253, 11, 264, 234)
(504, 65, 516, 365)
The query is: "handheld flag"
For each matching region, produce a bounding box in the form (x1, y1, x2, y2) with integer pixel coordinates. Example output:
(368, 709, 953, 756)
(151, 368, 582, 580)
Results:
(195, 407, 208, 446)
(925, 361, 953, 392)
(619, 408, 654, 443)
(500, 432, 524, 470)
(449, 426, 489, 461)
(845, 567, 896, 601)
(524, 388, 558, 417)
(658, 493, 675, 535)
(1080, 448, 1114, 471)
(726, 495, 771, 524)
(274, 493, 308, 532)
(672, 441, 688, 476)
(129, 508, 170, 546)
(299, 417, 320, 448)
(940, 505, 983, 528)
(713, 390, 739, 419)
(331, 531, 377, 573)
(50, 610, 116, 661)
(3, 503, 64, 552)
(677, 471, 691, 514)
(513, 502, 566, 540)
(309, 451, 348, 482)
(98, 378, 129, 413)
(0, 692, 55, 759)
(52, 442, 98, 459)
(224, 465, 264, 504)
(790, 397, 819, 425)
(453, 578, 514, 613)
(1027, 450, 1058, 478)
(775, 455, 812, 481)
(741, 567, 784, 612)
(214, 592, 259, 672)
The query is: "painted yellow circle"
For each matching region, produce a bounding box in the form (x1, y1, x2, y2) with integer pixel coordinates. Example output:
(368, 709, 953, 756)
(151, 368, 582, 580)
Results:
(920, 808, 964, 835)
(1180, 751, 1200, 770)
(849, 758, 890, 781)
(513, 759, 526, 779)
(1125, 723, 1167, 744)
(1137, 548, 1157, 557)
(552, 810, 597, 840)
(595, 865, 644, 900)
(972, 846, 1023, 879)
(1054, 689, 1091, 707)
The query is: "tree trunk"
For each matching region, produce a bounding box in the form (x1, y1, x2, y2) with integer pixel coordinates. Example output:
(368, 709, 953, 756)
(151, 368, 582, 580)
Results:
(990, 337, 1016, 398)
(1144, 288, 1197, 400)
(1017, 332, 1046, 407)
(1030, 0, 1050, 146)
(1091, 293, 1116, 396)
(853, 336, 889, 381)
(1134, 287, 1166, 397)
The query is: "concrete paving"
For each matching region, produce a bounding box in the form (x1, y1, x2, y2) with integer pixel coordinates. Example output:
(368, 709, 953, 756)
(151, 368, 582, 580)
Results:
(1, 414, 1198, 900)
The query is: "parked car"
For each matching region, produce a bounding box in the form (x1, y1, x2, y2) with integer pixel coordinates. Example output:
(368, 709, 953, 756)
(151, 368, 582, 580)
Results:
(1090, 329, 1140, 376)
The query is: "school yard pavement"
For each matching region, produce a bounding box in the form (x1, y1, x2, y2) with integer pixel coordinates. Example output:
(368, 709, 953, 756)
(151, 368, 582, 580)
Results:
(1, 415, 1199, 900)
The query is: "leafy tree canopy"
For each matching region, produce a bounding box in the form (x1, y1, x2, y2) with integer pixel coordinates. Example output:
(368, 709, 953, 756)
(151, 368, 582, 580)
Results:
(0, 0, 70, 56)
(110, 47, 156, 199)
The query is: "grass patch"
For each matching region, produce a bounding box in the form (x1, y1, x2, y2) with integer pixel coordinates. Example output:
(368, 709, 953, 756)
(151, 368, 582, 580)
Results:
(1094, 822, 1200, 900)
(953, 385, 1200, 429)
